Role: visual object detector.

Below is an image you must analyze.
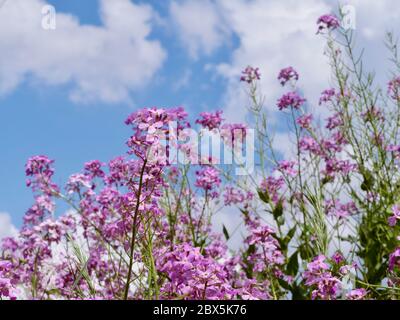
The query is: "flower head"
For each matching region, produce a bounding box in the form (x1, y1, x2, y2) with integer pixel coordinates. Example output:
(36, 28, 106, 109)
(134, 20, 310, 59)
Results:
(278, 67, 299, 86)
(296, 114, 313, 129)
(346, 288, 368, 300)
(388, 205, 400, 227)
(331, 252, 344, 264)
(317, 14, 340, 33)
(277, 160, 298, 177)
(240, 66, 261, 83)
(388, 77, 400, 100)
(389, 248, 400, 271)
(196, 111, 224, 131)
(195, 166, 221, 194)
(277, 92, 306, 110)
(84, 160, 105, 179)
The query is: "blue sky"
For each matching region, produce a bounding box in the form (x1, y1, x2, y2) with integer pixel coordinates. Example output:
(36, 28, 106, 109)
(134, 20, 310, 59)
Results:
(1, 0, 400, 233)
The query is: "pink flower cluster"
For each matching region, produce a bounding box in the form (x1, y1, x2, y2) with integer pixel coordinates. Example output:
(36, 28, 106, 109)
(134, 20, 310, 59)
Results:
(325, 199, 357, 219)
(260, 176, 284, 205)
(278, 66, 299, 86)
(303, 255, 366, 300)
(223, 187, 253, 206)
(389, 248, 400, 272)
(195, 166, 221, 197)
(319, 88, 337, 105)
(156, 243, 235, 299)
(240, 66, 261, 83)
(277, 91, 306, 110)
(389, 205, 400, 227)
(0, 260, 18, 300)
(388, 77, 400, 100)
(196, 111, 224, 131)
(296, 114, 313, 129)
(317, 14, 340, 33)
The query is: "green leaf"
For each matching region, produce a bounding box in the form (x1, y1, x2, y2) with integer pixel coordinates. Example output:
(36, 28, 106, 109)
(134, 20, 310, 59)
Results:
(277, 278, 291, 291)
(273, 200, 284, 220)
(286, 251, 299, 276)
(360, 169, 374, 191)
(222, 224, 230, 241)
(291, 283, 307, 300)
(257, 189, 270, 204)
(286, 226, 296, 243)
(321, 175, 334, 185)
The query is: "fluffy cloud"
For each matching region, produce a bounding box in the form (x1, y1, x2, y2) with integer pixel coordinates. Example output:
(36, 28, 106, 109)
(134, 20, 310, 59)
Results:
(0, 212, 17, 240)
(170, 0, 400, 119)
(170, 0, 231, 59)
(169, 0, 400, 165)
(169, 0, 332, 132)
(345, 0, 400, 40)
(0, 0, 166, 104)
(339, 0, 400, 85)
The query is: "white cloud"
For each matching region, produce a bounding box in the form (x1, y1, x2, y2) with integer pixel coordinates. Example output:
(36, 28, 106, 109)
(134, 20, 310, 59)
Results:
(170, 0, 400, 159)
(0, 212, 18, 240)
(172, 69, 192, 91)
(170, 0, 231, 59)
(343, 0, 400, 40)
(211, 0, 400, 123)
(212, 205, 246, 250)
(338, 0, 400, 85)
(214, 0, 332, 123)
(0, 0, 166, 104)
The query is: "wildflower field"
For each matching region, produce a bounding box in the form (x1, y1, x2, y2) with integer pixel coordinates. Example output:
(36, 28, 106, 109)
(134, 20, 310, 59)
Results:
(1, 10, 400, 301)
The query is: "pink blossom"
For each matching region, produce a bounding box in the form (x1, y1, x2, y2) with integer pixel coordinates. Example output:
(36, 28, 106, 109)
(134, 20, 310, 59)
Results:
(196, 111, 224, 130)
(84, 160, 105, 178)
(223, 187, 253, 206)
(346, 288, 368, 300)
(389, 247, 400, 271)
(66, 173, 92, 194)
(277, 91, 306, 110)
(277, 160, 298, 177)
(240, 66, 261, 83)
(326, 112, 343, 130)
(331, 252, 344, 264)
(324, 158, 357, 177)
(260, 176, 284, 205)
(277, 66, 299, 86)
(156, 243, 237, 300)
(387, 144, 400, 159)
(319, 88, 336, 105)
(388, 76, 400, 100)
(299, 136, 322, 155)
(325, 199, 357, 219)
(296, 114, 313, 129)
(317, 14, 340, 34)
(220, 123, 247, 147)
(195, 166, 221, 193)
(303, 255, 341, 300)
(388, 205, 400, 227)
